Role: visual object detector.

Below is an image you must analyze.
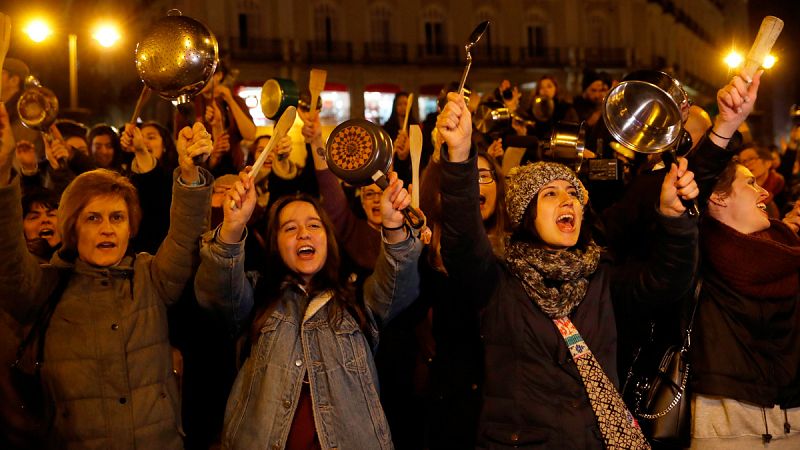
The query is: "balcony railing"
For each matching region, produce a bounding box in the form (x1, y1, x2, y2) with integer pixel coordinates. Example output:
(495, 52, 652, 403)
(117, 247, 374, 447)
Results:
(363, 42, 408, 64)
(583, 47, 628, 67)
(519, 47, 571, 67)
(416, 44, 461, 65)
(471, 45, 512, 66)
(228, 37, 285, 62)
(306, 40, 353, 63)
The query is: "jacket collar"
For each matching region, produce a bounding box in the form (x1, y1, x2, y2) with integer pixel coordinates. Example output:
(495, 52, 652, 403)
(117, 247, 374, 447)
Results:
(50, 250, 134, 278)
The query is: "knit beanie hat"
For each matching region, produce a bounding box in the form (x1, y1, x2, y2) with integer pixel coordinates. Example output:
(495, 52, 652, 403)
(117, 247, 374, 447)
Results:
(506, 162, 584, 230)
(581, 68, 610, 92)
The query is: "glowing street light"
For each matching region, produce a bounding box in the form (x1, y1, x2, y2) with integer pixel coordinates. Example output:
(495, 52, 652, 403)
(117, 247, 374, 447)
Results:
(762, 54, 777, 69)
(23, 19, 52, 43)
(724, 51, 743, 69)
(93, 24, 121, 48)
(23, 18, 121, 110)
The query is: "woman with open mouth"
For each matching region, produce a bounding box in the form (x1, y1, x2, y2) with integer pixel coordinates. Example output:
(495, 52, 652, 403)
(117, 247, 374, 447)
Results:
(194, 168, 422, 449)
(0, 110, 214, 449)
(435, 92, 701, 449)
(688, 158, 800, 448)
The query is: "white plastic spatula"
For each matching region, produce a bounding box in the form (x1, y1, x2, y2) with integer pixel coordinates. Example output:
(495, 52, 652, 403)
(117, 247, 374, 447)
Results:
(409, 125, 423, 209)
(229, 106, 296, 209)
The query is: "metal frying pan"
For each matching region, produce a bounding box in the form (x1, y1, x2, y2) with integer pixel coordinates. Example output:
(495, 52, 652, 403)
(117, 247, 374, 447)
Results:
(326, 119, 425, 229)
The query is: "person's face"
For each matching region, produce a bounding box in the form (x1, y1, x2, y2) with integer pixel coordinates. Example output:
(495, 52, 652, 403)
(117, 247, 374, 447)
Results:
(23, 203, 60, 247)
(76, 195, 130, 267)
(738, 149, 770, 180)
(91, 134, 115, 168)
(584, 80, 609, 105)
(360, 184, 383, 227)
(277, 201, 328, 283)
(533, 180, 583, 250)
(65, 136, 89, 157)
(710, 165, 769, 235)
(395, 95, 408, 118)
(477, 156, 497, 221)
(538, 79, 557, 99)
(141, 126, 164, 160)
(254, 137, 274, 172)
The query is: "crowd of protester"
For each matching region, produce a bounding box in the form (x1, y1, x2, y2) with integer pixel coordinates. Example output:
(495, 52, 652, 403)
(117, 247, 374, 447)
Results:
(2, 11, 800, 450)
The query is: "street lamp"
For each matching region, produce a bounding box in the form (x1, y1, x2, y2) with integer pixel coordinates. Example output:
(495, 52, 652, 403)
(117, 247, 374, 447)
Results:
(23, 18, 121, 110)
(724, 49, 777, 71)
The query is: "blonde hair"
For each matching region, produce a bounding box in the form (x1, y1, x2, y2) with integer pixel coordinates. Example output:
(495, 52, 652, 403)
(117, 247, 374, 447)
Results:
(57, 169, 142, 252)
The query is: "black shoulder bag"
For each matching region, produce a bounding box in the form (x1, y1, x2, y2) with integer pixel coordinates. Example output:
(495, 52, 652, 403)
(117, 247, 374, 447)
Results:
(623, 279, 702, 448)
(10, 269, 71, 417)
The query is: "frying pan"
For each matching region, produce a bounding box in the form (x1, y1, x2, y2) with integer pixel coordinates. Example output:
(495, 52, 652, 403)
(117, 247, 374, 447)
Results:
(326, 119, 425, 229)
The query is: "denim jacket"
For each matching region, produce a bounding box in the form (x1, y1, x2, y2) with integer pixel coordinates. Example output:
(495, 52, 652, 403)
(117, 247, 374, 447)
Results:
(195, 227, 421, 450)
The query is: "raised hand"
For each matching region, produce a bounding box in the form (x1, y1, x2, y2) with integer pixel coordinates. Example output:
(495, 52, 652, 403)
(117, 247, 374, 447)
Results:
(121, 123, 145, 153)
(380, 171, 412, 243)
(177, 122, 213, 184)
(43, 125, 70, 170)
(659, 157, 699, 217)
(219, 169, 257, 243)
(487, 138, 504, 159)
(436, 92, 472, 162)
(712, 70, 762, 143)
(298, 107, 322, 145)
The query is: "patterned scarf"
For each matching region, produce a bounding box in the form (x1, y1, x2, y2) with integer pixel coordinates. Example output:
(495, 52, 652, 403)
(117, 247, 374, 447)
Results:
(505, 240, 650, 449)
(504, 239, 602, 318)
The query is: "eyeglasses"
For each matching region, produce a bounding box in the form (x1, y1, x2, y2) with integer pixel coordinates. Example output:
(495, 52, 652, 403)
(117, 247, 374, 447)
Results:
(478, 169, 496, 184)
(362, 190, 382, 201)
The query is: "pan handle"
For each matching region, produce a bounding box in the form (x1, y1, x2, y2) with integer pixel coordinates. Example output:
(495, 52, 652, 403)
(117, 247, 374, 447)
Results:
(372, 171, 427, 230)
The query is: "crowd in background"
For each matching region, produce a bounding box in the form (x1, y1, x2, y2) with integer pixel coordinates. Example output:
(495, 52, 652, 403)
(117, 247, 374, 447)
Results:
(2, 11, 800, 450)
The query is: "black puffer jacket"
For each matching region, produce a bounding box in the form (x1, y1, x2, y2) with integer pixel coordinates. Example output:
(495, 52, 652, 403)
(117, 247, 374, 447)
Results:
(440, 149, 698, 449)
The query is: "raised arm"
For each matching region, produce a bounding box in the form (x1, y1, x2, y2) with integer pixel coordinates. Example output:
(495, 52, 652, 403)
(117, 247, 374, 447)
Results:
(149, 123, 213, 305)
(195, 164, 258, 325)
(362, 172, 422, 324)
(437, 93, 499, 299)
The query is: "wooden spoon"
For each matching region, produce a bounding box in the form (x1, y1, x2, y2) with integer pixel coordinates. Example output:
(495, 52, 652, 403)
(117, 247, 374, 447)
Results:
(309, 69, 327, 117)
(402, 93, 414, 133)
(409, 124, 422, 209)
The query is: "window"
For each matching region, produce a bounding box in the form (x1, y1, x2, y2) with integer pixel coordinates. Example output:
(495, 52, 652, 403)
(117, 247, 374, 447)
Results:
(370, 4, 391, 45)
(422, 6, 445, 55)
(314, 1, 339, 50)
(238, 14, 248, 48)
(587, 15, 610, 48)
(524, 9, 548, 57)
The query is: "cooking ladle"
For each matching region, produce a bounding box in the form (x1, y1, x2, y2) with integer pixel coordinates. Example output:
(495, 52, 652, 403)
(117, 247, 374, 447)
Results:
(458, 21, 489, 96)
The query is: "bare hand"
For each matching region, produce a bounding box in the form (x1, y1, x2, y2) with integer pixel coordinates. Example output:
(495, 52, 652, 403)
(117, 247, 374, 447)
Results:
(659, 157, 699, 217)
(436, 93, 472, 162)
(713, 70, 762, 138)
(298, 108, 322, 144)
(44, 126, 70, 170)
(487, 139, 504, 159)
(783, 200, 800, 233)
(213, 84, 233, 102)
(275, 135, 292, 161)
(121, 123, 146, 153)
(177, 122, 213, 183)
(380, 171, 411, 237)
(220, 169, 257, 243)
(213, 132, 231, 155)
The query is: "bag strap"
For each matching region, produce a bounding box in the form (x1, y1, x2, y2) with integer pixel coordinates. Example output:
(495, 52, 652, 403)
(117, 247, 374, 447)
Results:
(681, 278, 703, 353)
(14, 268, 72, 370)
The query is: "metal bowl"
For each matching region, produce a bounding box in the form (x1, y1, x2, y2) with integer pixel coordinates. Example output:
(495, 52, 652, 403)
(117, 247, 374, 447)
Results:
(134, 10, 219, 103)
(603, 71, 688, 154)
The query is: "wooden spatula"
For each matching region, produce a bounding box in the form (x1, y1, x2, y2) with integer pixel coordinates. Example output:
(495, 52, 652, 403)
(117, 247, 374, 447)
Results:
(409, 125, 423, 209)
(309, 69, 327, 117)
